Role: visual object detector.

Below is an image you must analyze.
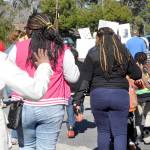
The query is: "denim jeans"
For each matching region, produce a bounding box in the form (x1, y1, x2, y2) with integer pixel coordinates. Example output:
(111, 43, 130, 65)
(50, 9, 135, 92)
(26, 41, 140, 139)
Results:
(19, 104, 65, 150)
(11, 129, 18, 139)
(66, 98, 75, 128)
(0, 107, 8, 150)
(91, 88, 129, 150)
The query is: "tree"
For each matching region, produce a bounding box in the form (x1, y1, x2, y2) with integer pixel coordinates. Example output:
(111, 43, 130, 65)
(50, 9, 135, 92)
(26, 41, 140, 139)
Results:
(123, 0, 147, 15)
(12, 0, 34, 8)
(102, 0, 132, 23)
(139, 0, 150, 34)
(0, 3, 13, 43)
(40, 0, 132, 32)
(118, 0, 150, 34)
(0, 0, 3, 5)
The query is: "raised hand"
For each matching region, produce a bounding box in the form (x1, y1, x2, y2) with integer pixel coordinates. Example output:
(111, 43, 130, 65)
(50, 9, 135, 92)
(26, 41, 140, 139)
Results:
(33, 49, 49, 66)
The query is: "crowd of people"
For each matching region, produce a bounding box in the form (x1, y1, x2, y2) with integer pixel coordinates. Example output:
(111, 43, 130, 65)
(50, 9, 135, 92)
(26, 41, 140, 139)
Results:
(0, 12, 150, 150)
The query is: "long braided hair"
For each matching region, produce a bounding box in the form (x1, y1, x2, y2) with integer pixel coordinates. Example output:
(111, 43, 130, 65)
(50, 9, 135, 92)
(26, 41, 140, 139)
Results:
(96, 27, 131, 79)
(26, 13, 63, 69)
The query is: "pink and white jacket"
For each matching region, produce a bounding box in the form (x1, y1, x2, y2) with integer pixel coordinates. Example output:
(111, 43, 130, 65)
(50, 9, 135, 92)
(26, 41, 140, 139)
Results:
(8, 39, 79, 106)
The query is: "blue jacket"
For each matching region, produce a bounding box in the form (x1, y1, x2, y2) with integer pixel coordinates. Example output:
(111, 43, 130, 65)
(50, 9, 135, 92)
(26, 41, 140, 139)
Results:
(126, 36, 146, 57)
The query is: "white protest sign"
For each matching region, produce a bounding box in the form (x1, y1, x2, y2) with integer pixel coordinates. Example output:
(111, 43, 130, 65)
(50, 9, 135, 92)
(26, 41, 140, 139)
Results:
(118, 23, 131, 43)
(76, 39, 96, 59)
(78, 27, 92, 39)
(98, 20, 119, 34)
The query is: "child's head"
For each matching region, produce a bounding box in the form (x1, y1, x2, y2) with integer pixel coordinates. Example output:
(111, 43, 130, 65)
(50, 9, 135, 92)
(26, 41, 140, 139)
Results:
(134, 52, 147, 65)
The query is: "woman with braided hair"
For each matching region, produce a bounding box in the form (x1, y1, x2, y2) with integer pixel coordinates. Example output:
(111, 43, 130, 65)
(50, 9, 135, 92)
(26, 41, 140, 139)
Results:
(7, 13, 79, 150)
(73, 27, 142, 150)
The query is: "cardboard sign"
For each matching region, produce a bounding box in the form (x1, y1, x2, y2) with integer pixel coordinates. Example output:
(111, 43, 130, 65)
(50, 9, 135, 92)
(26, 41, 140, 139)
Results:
(98, 20, 119, 34)
(76, 39, 96, 59)
(78, 28, 92, 39)
(118, 23, 131, 43)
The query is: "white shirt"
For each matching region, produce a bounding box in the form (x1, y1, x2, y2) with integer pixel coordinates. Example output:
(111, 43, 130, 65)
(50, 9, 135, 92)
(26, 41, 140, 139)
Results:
(0, 52, 53, 101)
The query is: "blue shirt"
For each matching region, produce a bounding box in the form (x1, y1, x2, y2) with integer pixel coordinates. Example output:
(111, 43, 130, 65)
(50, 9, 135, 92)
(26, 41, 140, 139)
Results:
(126, 36, 146, 57)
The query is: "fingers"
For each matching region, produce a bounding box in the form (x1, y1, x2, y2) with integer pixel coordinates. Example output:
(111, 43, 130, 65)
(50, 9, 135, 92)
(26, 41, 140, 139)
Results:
(44, 50, 48, 56)
(33, 49, 49, 66)
(76, 106, 80, 110)
(33, 49, 47, 60)
(33, 52, 39, 62)
(38, 48, 44, 57)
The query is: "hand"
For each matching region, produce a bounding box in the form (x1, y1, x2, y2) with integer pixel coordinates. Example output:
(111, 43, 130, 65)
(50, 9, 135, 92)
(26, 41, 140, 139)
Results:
(33, 49, 49, 66)
(73, 105, 83, 122)
(136, 62, 143, 70)
(134, 79, 144, 89)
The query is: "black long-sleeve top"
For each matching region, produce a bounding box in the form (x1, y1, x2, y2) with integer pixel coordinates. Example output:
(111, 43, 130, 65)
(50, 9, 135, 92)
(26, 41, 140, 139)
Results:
(73, 46, 142, 104)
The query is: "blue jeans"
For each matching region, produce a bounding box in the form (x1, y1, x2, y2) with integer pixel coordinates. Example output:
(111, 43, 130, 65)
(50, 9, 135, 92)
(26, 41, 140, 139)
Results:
(66, 97, 84, 128)
(19, 104, 65, 150)
(11, 129, 18, 139)
(66, 98, 75, 128)
(90, 88, 129, 150)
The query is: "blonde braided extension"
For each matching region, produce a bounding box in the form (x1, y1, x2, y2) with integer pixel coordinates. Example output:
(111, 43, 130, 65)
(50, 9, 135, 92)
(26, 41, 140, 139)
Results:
(28, 14, 53, 30)
(112, 35, 123, 66)
(100, 35, 108, 73)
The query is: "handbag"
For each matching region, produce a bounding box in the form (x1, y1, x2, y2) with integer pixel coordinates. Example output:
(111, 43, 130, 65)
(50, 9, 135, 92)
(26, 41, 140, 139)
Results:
(7, 100, 23, 129)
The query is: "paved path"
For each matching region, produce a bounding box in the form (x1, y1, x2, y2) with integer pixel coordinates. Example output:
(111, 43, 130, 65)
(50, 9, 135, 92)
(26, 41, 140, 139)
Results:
(12, 96, 150, 150)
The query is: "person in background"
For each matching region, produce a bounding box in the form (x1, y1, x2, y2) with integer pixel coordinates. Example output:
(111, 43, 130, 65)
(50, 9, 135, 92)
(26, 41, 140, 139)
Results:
(0, 49, 52, 150)
(5, 29, 29, 145)
(5, 29, 28, 54)
(73, 27, 142, 150)
(8, 30, 28, 43)
(66, 48, 84, 138)
(141, 36, 150, 64)
(134, 52, 150, 145)
(126, 29, 146, 57)
(8, 13, 79, 150)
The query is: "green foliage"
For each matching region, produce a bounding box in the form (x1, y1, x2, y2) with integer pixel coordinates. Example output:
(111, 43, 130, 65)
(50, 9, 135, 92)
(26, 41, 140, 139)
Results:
(0, 1, 13, 43)
(139, 0, 150, 34)
(0, 19, 13, 43)
(103, 0, 132, 23)
(40, 0, 56, 17)
(0, 0, 3, 5)
(75, 5, 103, 30)
(134, 16, 144, 26)
(40, 0, 132, 31)
(145, 24, 150, 35)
